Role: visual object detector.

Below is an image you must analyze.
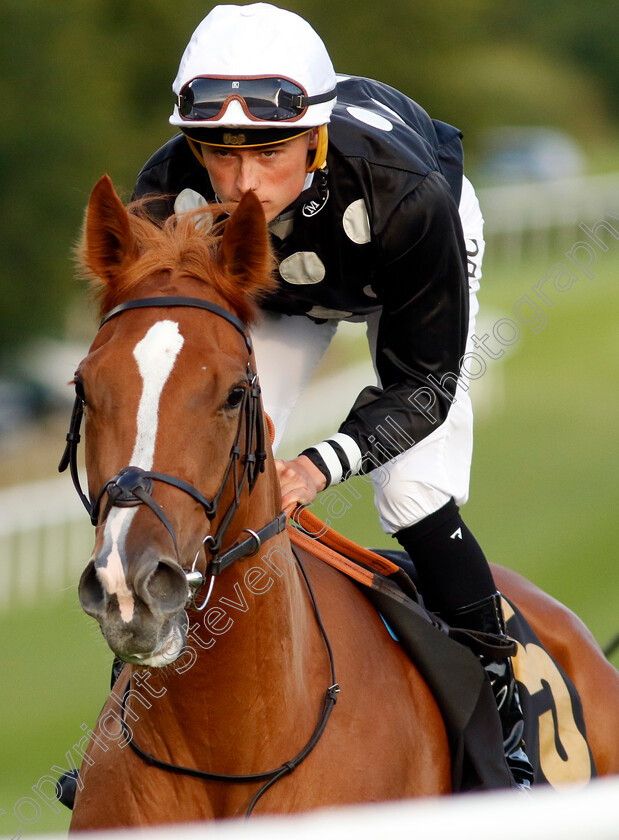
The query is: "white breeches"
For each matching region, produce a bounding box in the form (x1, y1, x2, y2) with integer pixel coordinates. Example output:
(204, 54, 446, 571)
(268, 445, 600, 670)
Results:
(252, 176, 485, 534)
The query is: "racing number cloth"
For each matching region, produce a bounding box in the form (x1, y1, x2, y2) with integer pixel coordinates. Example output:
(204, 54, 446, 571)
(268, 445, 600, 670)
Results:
(502, 597, 596, 787)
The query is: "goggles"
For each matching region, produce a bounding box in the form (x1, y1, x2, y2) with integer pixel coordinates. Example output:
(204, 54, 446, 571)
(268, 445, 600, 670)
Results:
(177, 75, 337, 123)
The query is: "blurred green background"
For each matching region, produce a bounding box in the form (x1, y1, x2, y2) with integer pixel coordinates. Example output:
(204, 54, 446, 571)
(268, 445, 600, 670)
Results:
(1, 0, 618, 836)
(1, 0, 618, 355)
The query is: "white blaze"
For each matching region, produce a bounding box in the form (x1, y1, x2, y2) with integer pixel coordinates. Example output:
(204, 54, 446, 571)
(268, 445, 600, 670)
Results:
(98, 321, 185, 622)
(130, 321, 185, 469)
(97, 507, 138, 623)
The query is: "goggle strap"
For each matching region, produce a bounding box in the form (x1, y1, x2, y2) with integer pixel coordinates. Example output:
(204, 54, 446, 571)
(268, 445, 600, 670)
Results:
(298, 87, 337, 107)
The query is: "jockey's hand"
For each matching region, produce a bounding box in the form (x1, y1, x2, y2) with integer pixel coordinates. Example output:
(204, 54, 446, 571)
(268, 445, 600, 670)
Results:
(275, 455, 328, 517)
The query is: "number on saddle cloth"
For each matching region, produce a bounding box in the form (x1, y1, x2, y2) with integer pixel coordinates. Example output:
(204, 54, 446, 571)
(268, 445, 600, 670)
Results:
(354, 551, 596, 790)
(502, 597, 595, 788)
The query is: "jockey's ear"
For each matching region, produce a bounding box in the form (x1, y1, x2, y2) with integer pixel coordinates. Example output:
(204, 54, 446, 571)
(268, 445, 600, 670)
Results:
(82, 175, 139, 283)
(218, 190, 274, 301)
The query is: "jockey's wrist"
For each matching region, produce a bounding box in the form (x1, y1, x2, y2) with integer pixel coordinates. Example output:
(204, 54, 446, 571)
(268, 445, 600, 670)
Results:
(301, 434, 363, 488)
(295, 454, 328, 494)
(299, 448, 331, 488)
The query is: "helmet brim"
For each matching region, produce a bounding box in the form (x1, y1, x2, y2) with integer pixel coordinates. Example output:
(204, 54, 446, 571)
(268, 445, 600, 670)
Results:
(180, 125, 312, 148)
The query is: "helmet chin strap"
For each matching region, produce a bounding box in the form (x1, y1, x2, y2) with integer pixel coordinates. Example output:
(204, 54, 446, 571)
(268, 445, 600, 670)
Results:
(306, 125, 328, 172)
(186, 136, 208, 168)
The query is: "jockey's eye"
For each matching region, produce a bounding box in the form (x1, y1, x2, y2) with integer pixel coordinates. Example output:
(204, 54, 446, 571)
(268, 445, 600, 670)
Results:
(224, 386, 245, 410)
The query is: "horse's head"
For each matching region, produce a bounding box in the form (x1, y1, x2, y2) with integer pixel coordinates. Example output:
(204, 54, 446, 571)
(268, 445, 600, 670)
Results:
(70, 176, 278, 666)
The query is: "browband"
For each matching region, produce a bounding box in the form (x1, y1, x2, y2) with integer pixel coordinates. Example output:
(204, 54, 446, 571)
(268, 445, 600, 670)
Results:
(101, 296, 252, 353)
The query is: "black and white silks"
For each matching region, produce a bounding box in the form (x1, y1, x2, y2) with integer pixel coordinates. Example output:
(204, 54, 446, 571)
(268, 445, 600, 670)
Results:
(133, 75, 470, 490)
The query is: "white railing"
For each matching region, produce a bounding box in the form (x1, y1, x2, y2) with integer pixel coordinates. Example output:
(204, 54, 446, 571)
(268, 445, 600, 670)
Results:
(0, 476, 93, 610)
(12, 776, 619, 840)
(478, 171, 619, 265)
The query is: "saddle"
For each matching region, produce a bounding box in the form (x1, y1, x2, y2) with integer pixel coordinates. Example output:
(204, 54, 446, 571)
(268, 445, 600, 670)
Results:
(288, 509, 596, 792)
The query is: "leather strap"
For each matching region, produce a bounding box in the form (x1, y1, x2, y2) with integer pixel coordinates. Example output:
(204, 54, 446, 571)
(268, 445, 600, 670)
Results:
(210, 511, 287, 576)
(100, 296, 252, 353)
(293, 507, 404, 578)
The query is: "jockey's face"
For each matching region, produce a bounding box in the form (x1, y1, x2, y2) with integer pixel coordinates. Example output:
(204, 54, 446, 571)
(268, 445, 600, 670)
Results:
(201, 130, 318, 222)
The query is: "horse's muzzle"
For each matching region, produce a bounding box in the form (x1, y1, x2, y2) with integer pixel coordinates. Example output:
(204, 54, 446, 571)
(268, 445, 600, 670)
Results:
(78, 553, 190, 664)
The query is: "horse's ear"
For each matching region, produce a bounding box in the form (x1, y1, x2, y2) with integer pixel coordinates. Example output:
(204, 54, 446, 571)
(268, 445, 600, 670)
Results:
(219, 191, 273, 298)
(83, 175, 138, 282)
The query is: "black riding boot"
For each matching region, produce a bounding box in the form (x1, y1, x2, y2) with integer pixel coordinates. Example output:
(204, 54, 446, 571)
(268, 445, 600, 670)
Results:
(396, 501, 534, 789)
(444, 593, 535, 790)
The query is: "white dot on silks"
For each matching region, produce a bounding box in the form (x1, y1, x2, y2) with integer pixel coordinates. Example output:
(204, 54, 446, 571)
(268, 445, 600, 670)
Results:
(306, 306, 353, 320)
(343, 198, 371, 244)
(346, 106, 393, 131)
(279, 252, 326, 285)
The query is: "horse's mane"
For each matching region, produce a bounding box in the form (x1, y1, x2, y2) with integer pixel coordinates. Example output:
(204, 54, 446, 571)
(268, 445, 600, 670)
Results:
(76, 197, 277, 325)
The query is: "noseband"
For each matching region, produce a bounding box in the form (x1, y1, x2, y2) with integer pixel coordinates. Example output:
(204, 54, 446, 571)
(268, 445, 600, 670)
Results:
(59, 296, 287, 597)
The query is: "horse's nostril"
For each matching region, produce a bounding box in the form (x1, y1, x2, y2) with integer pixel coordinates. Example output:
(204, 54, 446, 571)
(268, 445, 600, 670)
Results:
(79, 560, 106, 618)
(142, 560, 189, 614)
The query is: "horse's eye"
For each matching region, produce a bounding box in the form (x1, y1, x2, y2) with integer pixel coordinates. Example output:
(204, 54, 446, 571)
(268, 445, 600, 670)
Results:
(225, 386, 245, 410)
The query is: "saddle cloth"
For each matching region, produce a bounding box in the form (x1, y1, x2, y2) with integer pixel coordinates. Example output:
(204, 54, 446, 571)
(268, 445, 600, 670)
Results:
(288, 510, 596, 792)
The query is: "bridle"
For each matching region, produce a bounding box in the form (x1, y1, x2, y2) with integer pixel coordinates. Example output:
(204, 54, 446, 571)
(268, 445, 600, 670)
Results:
(59, 295, 287, 602)
(61, 293, 340, 815)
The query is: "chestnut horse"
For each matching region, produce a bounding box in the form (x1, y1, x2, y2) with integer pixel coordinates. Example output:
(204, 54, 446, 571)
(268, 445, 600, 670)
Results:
(67, 176, 619, 831)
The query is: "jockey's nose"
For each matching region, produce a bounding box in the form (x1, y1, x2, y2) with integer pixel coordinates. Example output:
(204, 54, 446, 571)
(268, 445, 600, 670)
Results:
(235, 157, 260, 194)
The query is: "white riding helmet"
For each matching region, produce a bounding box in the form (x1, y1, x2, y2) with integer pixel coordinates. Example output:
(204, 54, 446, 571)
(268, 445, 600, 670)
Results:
(169, 3, 337, 157)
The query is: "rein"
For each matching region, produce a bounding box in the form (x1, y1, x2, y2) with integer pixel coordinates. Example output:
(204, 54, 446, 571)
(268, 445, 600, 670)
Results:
(120, 549, 340, 817)
(58, 295, 287, 592)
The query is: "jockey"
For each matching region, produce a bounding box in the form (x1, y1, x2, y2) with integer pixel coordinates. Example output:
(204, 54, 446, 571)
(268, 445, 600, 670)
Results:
(133, 3, 534, 790)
